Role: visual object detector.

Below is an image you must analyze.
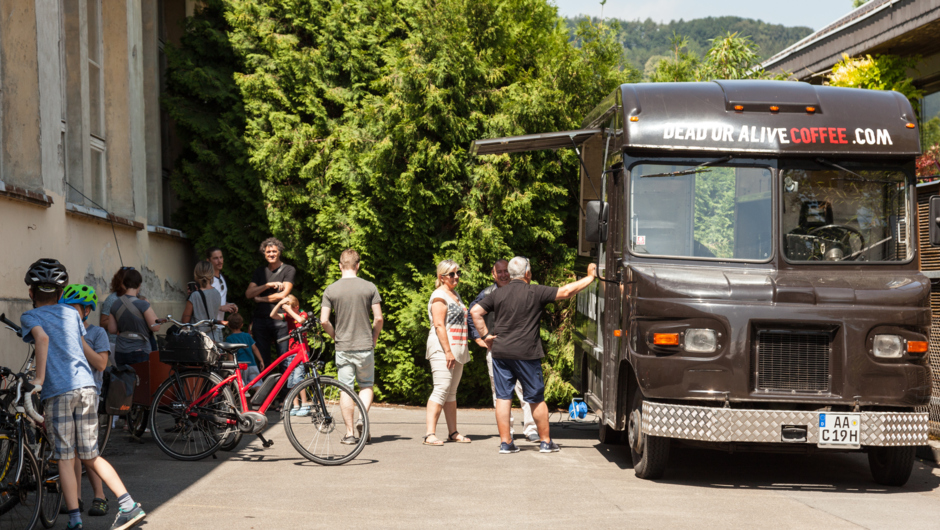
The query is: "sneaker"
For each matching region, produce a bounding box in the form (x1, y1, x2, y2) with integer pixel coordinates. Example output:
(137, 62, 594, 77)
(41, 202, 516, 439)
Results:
(89, 497, 109, 516)
(341, 435, 358, 445)
(356, 421, 371, 443)
(109, 502, 146, 530)
(61, 498, 84, 514)
(526, 433, 540, 443)
(539, 440, 560, 453)
(296, 405, 311, 417)
(289, 407, 300, 416)
(66, 523, 83, 530)
(499, 441, 520, 454)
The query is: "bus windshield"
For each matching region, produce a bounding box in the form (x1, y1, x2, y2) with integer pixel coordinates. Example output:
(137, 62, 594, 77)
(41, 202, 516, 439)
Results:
(630, 164, 773, 261)
(781, 166, 911, 262)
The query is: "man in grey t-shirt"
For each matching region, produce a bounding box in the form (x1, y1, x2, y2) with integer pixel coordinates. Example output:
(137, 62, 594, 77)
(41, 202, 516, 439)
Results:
(320, 249, 383, 444)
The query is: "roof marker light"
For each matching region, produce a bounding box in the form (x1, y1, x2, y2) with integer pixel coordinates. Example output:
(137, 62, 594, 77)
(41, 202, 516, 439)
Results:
(906, 123, 916, 129)
(769, 105, 780, 112)
(733, 105, 744, 112)
(630, 116, 639, 122)
(806, 106, 816, 113)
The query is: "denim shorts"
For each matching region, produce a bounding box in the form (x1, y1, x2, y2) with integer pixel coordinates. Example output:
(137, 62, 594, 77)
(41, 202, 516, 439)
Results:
(336, 350, 375, 388)
(491, 358, 544, 403)
(283, 355, 306, 388)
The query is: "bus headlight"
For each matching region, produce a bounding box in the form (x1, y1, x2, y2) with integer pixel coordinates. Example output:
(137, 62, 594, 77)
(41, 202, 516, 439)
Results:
(873, 334, 903, 358)
(684, 329, 718, 353)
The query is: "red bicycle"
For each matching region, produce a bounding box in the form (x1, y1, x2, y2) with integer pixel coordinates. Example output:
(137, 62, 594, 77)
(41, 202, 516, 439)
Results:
(148, 317, 369, 465)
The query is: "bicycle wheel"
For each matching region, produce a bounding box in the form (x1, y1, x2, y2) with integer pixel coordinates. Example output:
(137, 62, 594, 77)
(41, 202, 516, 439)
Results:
(219, 380, 244, 452)
(149, 371, 236, 461)
(38, 436, 61, 529)
(97, 413, 113, 455)
(0, 437, 42, 530)
(127, 405, 148, 438)
(283, 377, 368, 465)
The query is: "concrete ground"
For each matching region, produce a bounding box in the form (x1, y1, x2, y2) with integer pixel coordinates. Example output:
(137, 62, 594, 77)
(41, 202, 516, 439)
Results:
(63, 405, 940, 530)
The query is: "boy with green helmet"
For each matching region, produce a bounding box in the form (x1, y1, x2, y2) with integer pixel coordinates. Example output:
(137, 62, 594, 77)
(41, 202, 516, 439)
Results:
(59, 284, 114, 518)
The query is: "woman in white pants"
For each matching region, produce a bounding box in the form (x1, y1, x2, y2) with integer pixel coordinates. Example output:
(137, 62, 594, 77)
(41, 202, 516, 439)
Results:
(423, 259, 471, 445)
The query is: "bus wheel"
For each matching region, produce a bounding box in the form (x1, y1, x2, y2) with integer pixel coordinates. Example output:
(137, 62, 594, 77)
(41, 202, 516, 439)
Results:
(627, 388, 669, 479)
(868, 446, 915, 487)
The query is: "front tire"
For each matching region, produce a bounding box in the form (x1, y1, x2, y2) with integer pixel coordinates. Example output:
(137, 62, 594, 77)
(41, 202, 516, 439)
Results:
(38, 437, 61, 529)
(97, 413, 113, 455)
(0, 440, 42, 530)
(283, 377, 368, 465)
(868, 446, 915, 486)
(627, 387, 670, 480)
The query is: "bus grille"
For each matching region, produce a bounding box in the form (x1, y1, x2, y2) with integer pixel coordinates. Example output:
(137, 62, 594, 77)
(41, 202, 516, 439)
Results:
(756, 330, 831, 393)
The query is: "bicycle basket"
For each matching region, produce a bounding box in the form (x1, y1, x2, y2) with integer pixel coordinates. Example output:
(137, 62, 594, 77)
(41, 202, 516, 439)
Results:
(159, 329, 219, 365)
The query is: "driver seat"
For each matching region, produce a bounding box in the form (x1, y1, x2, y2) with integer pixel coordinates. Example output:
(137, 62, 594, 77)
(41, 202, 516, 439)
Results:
(786, 200, 834, 260)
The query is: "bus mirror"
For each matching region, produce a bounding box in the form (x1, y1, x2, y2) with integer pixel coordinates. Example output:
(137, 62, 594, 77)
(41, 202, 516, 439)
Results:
(931, 196, 940, 246)
(585, 201, 609, 243)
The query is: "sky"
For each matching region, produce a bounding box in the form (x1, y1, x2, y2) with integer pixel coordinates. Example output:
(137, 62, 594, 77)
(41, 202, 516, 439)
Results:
(551, 0, 856, 31)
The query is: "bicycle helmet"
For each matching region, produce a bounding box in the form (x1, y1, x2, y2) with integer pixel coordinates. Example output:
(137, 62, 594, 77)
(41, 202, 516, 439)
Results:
(60, 284, 97, 311)
(24, 258, 69, 291)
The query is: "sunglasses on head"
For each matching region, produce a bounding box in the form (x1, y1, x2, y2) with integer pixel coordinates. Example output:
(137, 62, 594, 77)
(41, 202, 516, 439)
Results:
(444, 271, 461, 279)
(121, 266, 135, 271)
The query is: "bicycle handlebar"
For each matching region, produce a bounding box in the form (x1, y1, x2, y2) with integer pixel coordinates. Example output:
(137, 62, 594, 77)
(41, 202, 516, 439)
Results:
(4, 369, 43, 424)
(276, 318, 321, 343)
(165, 316, 222, 329)
(0, 313, 23, 337)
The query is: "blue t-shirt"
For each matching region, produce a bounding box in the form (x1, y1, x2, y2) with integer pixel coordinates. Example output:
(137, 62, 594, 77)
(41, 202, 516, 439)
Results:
(227, 332, 257, 366)
(84, 324, 110, 394)
(20, 304, 96, 401)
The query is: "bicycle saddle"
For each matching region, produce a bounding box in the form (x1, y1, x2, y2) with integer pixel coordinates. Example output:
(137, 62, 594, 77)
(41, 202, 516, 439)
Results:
(217, 342, 248, 350)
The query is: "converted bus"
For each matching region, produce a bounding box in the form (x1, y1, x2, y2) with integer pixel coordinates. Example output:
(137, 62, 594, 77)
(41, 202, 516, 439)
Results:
(471, 81, 930, 485)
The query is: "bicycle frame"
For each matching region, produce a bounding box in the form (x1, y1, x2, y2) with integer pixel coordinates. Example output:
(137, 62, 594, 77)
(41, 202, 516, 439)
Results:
(181, 334, 326, 420)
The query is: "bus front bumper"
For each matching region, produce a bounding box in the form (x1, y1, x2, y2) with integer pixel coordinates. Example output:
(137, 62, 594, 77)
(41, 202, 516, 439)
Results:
(641, 402, 928, 447)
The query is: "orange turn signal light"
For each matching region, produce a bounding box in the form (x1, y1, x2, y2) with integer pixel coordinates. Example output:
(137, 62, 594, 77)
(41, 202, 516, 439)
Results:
(906, 122, 916, 129)
(907, 340, 928, 353)
(613, 329, 622, 337)
(769, 105, 780, 112)
(629, 116, 639, 122)
(653, 333, 680, 346)
(805, 106, 816, 113)
(733, 105, 744, 112)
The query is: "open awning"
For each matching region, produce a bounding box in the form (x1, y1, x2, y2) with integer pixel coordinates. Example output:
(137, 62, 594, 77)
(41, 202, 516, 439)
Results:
(470, 128, 602, 156)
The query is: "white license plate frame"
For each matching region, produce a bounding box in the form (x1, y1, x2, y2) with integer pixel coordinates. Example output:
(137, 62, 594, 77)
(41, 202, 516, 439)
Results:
(817, 413, 861, 449)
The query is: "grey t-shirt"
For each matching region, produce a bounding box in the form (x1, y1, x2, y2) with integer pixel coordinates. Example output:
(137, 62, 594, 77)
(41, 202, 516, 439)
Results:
(189, 287, 222, 341)
(111, 295, 152, 354)
(321, 277, 381, 351)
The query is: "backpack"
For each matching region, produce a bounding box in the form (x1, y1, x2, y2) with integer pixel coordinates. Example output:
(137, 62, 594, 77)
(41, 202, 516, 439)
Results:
(100, 365, 138, 416)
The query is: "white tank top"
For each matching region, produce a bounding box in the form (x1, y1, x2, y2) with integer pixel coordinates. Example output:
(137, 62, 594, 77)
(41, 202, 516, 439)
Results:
(426, 288, 469, 364)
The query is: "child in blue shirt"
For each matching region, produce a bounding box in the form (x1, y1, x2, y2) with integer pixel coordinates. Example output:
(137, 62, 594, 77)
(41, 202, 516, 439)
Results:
(60, 284, 112, 518)
(21, 259, 145, 530)
(226, 313, 264, 389)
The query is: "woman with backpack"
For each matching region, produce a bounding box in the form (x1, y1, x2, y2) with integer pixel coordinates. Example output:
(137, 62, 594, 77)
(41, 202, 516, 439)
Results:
(181, 260, 223, 342)
(106, 269, 165, 365)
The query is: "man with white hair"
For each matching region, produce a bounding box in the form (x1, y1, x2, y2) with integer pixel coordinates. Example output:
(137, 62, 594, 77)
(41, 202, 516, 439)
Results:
(467, 259, 539, 442)
(470, 256, 597, 454)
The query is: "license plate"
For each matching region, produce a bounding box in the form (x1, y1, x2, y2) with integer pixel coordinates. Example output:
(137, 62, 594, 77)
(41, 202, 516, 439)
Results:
(817, 413, 860, 448)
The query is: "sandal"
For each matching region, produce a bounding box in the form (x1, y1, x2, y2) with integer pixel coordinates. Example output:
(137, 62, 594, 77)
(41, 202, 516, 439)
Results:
(448, 431, 471, 443)
(423, 434, 444, 446)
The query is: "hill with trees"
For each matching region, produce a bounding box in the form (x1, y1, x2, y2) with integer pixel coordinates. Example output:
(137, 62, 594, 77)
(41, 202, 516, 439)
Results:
(566, 16, 814, 77)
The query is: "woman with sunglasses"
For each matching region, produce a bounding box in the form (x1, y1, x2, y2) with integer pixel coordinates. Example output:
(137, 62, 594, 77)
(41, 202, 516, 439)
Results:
(423, 260, 471, 445)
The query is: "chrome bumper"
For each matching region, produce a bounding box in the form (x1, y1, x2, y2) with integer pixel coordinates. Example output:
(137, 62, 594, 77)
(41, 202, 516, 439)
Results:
(641, 401, 928, 447)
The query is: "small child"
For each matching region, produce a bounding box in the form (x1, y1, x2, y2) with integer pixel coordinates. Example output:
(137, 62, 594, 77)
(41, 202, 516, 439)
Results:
(226, 313, 265, 389)
(21, 259, 145, 530)
(270, 294, 310, 416)
(59, 284, 111, 518)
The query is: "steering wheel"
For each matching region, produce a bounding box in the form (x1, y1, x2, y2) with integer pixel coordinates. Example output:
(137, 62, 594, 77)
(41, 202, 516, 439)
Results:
(806, 224, 866, 260)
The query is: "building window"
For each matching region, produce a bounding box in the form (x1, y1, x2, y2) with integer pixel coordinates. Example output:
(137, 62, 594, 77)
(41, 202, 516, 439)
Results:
(87, 0, 104, 140)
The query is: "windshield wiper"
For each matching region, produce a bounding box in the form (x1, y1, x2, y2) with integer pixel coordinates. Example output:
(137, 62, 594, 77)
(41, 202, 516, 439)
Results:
(814, 158, 897, 184)
(640, 156, 732, 178)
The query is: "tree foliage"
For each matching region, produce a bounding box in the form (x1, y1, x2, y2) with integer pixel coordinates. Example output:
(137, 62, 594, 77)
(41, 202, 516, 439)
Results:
(828, 54, 923, 112)
(165, 0, 631, 405)
(567, 16, 812, 75)
(650, 32, 787, 83)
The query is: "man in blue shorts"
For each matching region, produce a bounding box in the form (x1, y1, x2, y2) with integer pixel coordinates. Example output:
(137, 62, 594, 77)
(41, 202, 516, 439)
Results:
(470, 256, 596, 454)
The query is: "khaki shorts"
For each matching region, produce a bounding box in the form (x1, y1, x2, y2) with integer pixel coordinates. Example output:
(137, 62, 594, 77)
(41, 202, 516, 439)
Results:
(336, 349, 375, 389)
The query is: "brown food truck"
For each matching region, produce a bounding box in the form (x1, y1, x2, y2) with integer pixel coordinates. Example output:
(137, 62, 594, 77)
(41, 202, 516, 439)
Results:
(471, 80, 931, 486)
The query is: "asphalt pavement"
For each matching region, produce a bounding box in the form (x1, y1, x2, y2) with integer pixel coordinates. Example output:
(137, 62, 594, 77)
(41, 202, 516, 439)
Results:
(60, 405, 940, 529)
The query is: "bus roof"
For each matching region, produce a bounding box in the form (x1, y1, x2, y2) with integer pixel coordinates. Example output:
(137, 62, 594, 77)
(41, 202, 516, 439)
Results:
(471, 80, 921, 158)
